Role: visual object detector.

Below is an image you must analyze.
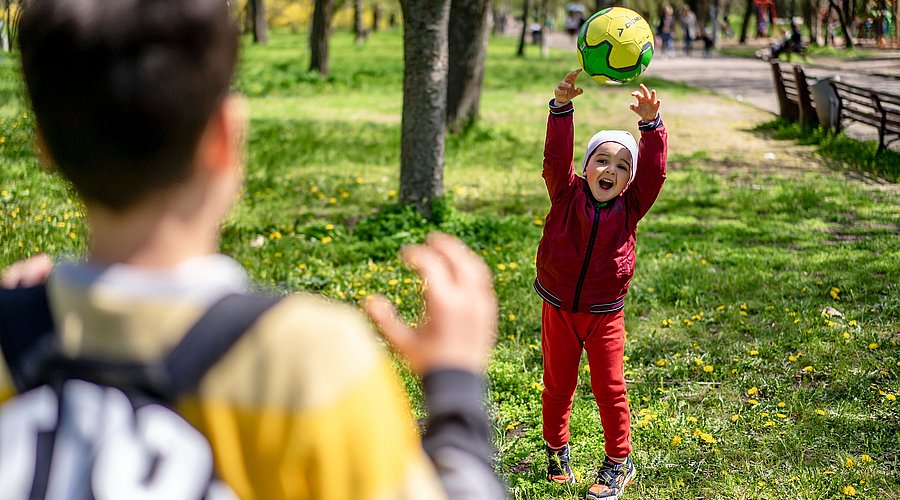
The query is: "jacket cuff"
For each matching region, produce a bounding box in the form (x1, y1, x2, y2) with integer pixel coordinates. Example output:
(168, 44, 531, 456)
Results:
(638, 113, 663, 131)
(549, 99, 574, 116)
(423, 369, 486, 418)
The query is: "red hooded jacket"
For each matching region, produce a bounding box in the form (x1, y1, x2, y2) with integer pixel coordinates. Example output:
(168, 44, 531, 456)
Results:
(534, 100, 667, 313)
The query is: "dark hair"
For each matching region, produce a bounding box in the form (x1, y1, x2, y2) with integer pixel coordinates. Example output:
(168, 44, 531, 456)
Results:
(19, 0, 239, 210)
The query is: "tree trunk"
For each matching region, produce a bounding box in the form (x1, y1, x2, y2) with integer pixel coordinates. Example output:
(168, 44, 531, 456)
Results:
(830, 0, 855, 47)
(354, 0, 366, 43)
(841, 0, 855, 46)
(373, 1, 381, 31)
(446, 0, 492, 132)
(250, 0, 268, 44)
(516, 0, 530, 56)
(739, 0, 752, 43)
(803, 0, 815, 44)
(3, 0, 10, 52)
(400, 0, 451, 216)
(310, 0, 335, 74)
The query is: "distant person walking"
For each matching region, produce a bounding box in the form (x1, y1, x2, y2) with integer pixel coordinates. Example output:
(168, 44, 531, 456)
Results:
(680, 5, 698, 57)
(657, 5, 676, 57)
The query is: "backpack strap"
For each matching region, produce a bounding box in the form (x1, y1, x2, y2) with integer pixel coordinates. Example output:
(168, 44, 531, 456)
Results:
(0, 285, 55, 392)
(155, 293, 281, 400)
(0, 287, 281, 404)
(13, 292, 281, 402)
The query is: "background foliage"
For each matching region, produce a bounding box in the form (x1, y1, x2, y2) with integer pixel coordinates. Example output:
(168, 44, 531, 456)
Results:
(1, 29, 898, 499)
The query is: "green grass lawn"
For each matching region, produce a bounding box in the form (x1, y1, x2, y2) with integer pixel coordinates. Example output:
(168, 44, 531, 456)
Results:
(1, 30, 899, 499)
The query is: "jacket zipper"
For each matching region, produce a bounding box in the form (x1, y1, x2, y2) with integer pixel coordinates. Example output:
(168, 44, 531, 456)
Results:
(572, 202, 601, 312)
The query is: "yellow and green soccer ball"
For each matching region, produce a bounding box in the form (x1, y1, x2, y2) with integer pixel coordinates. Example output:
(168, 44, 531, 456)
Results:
(577, 7, 654, 85)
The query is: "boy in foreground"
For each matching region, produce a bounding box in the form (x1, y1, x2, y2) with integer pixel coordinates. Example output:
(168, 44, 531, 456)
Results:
(1, 0, 503, 498)
(534, 69, 667, 499)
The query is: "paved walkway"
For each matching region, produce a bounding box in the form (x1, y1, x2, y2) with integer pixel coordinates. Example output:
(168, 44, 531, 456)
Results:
(644, 51, 900, 115)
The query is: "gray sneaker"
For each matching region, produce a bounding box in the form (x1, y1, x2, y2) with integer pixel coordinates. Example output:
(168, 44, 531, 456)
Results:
(585, 456, 635, 499)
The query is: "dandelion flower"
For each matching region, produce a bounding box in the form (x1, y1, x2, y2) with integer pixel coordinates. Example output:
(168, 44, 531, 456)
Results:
(748, 399, 759, 405)
(861, 454, 872, 462)
(505, 421, 521, 431)
(687, 416, 697, 423)
(671, 435, 682, 446)
(887, 394, 896, 401)
(656, 359, 667, 367)
(699, 433, 717, 444)
(803, 365, 814, 373)
(731, 414, 740, 422)
(703, 365, 713, 372)
(869, 343, 879, 349)
(845, 457, 855, 467)
(747, 387, 758, 396)
(843, 485, 857, 496)
(777, 402, 786, 408)
(815, 409, 826, 415)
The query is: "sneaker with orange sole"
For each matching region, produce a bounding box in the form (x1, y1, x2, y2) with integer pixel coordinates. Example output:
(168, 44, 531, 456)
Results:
(546, 443, 576, 484)
(585, 456, 635, 499)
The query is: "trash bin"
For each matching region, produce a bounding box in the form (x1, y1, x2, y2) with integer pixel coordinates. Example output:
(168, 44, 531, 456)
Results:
(810, 77, 840, 130)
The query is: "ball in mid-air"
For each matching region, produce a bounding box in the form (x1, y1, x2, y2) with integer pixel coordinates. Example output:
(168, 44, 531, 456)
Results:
(577, 7, 654, 85)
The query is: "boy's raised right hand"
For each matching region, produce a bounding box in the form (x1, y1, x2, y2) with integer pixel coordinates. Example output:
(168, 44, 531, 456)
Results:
(554, 69, 584, 106)
(364, 233, 497, 376)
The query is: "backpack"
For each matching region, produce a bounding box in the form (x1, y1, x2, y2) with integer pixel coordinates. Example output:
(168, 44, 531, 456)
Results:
(0, 285, 280, 500)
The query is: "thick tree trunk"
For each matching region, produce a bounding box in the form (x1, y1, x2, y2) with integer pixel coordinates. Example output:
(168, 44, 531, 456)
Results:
(354, 0, 366, 43)
(400, 0, 451, 215)
(446, 0, 492, 132)
(516, 0, 530, 56)
(739, 0, 752, 43)
(310, 0, 335, 74)
(250, 0, 268, 44)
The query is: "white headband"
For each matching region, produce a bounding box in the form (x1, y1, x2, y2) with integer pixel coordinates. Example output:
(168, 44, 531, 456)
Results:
(581, 130, 638, 187)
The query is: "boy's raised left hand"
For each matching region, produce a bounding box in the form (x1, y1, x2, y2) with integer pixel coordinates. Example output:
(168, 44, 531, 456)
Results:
(629, 83, 661, 122)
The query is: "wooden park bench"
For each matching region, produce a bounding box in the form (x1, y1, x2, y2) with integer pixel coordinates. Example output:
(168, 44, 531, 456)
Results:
(770, 61, 818, 127)
(828, 80, 900, 152)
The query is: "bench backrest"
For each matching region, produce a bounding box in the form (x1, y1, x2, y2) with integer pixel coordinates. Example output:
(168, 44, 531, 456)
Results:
(829, 80, 900, 150)
(770, 61, 817, 126)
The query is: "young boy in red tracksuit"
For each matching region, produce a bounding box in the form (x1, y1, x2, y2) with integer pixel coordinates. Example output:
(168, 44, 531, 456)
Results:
(534, 69, 667, 500)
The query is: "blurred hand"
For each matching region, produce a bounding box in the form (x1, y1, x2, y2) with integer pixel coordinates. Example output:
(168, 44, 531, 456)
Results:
(364, 233, 497, 375)
(629, 83, 661, 122)
(1, 253, 52, 289)
(554, 69, 584, 106)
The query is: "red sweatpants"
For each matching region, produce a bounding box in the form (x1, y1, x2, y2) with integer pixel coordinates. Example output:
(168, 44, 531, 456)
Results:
(541, 302, 632, 458)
